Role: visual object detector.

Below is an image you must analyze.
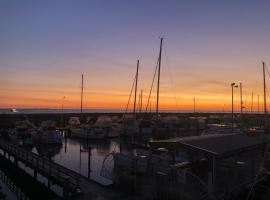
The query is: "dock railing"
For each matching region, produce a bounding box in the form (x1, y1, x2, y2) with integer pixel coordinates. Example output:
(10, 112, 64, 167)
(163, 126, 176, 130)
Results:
(0, 139, 80, 192)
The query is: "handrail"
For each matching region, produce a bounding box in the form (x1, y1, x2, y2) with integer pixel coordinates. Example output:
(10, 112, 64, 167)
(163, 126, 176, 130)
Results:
(0, 139, 80, 188)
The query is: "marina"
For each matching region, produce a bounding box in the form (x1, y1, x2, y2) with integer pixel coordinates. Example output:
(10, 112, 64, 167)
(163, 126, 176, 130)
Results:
(1, 1, 270, 199)
(1, 112, 270, 199)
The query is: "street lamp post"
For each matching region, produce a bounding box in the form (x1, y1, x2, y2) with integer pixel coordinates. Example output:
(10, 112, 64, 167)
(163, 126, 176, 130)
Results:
(61, 96, 66, 129)
(231, 83, 238, 132)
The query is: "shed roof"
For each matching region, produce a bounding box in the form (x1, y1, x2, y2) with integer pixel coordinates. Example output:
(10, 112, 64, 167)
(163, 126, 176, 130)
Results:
(150, 134, 269, 158)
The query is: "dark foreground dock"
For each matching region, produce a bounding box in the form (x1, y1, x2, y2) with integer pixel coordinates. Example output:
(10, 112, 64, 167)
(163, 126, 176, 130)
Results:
(0, 139, 143, 200)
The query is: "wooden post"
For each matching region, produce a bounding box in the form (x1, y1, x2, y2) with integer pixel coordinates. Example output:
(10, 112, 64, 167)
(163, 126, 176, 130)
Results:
(34, 170, 37, 179)
(119, 142, 122, 153)
(48, 178, 51, 189)
(88, 146, 91, 179)
(134, 158, 138, 192)
(64, 135, 67, 153)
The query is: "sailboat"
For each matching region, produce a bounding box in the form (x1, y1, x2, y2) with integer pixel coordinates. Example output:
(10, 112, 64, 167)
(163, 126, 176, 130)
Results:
(121, 60, 140, 137)
(150, 38, 169, 139)
(33, 120, 62, 144)
(69, 74, 108, 139)
(247, 62, 268, 135)
(9, 120, 35, 147)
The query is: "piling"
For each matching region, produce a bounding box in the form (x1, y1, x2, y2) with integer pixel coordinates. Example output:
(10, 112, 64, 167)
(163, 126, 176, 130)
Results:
(88, 146, 91, 179)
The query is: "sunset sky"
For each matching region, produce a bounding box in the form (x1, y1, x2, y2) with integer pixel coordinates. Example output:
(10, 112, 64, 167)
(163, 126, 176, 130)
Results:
(1, 0, 270, 112)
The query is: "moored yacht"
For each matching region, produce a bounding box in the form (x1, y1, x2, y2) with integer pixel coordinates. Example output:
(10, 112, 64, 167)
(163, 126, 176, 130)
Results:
(121, 114, 139, 137)
(33, 120, 62, 144)
(9, 121, 34, 147)
(201, 123, 243, 135)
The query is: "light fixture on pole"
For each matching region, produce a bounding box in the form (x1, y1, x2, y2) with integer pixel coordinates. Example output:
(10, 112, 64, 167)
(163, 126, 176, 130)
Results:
(231, 83, 238, 132)
(61, 96, 66, 129)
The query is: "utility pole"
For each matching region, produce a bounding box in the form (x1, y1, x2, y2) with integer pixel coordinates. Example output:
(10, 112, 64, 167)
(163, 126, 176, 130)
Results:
(61, 96, 66, 128)
(133, 60, 139, 114)
(156, 38, 163, 119)
(231, 83, 238, 132)
(251, 92, 254, 113)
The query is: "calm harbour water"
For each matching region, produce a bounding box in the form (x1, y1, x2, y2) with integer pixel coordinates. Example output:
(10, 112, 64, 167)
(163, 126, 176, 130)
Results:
(32, 133, 141, 185)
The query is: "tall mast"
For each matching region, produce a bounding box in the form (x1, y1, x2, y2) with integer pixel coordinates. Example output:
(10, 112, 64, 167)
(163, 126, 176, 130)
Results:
(263, 62, 267, 114)
(156, 38, 163, 118)
(133, 60, 139, 114)
(81, 74, 84, 114)
(240, 82, 243, 115)
(263, 62, 267, 133)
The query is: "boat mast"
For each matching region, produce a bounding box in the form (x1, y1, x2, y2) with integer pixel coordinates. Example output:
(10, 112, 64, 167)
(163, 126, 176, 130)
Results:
(140, 89, 143, 113)
(263, 62, 267, 132)
(156, 38, 163, 118)
(258, 95, 260, 113)
(81, 74, 84, 114)
(240, 82, 243, 115)
(251, 92, 254, 113)
(193, 97, 196, 113)
(263, 62, 267, 114)
(133, 60, 139, 114)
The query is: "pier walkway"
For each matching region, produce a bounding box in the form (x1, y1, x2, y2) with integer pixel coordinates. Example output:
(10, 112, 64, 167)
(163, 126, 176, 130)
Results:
(0, 139, 143, 199)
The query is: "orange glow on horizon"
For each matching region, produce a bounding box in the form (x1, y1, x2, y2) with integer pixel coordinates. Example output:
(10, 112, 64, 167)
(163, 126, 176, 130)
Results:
(0, 88, 265, 112)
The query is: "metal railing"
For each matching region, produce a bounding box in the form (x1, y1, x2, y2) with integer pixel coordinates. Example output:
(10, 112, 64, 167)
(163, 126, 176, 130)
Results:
(0, 139, 80, 190)
(0, 170, 30, 200)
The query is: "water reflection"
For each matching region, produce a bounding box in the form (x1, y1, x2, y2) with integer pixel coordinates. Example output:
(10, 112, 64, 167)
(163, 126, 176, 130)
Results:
(34, 144, 62, 159)
(31, 132, 124, 185)
(29, 130, 144, 185)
